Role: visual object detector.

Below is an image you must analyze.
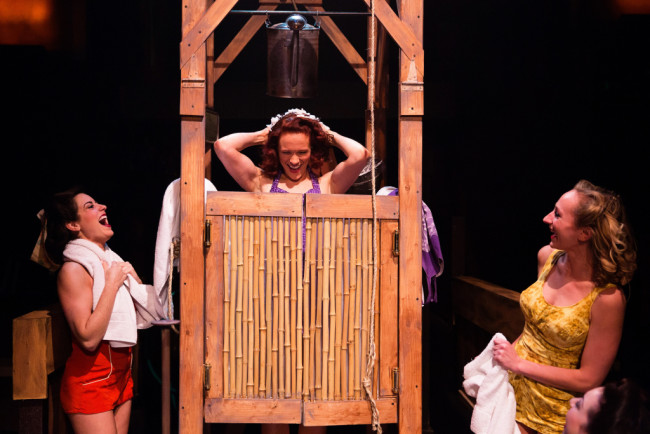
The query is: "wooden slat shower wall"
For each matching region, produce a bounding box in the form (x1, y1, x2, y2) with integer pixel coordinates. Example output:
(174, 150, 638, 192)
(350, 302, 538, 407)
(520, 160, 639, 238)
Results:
(204, 192, 399, 425)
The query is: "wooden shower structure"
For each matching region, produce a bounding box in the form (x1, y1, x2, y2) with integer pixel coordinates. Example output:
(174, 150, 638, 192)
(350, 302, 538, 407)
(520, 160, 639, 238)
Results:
(178, 1, 423, 433)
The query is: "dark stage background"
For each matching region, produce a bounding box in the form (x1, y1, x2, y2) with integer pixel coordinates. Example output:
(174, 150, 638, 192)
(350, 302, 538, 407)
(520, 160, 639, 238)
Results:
(1, 1, 649, 433)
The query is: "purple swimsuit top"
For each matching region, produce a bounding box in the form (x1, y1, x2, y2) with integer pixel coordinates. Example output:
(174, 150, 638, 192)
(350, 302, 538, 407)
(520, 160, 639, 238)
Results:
(270, 168, 320, 250)
(269, 168, 321, 194)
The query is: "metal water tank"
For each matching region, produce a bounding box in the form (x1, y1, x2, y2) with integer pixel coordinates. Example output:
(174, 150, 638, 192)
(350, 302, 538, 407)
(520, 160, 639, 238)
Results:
(266, 14, 319, 98)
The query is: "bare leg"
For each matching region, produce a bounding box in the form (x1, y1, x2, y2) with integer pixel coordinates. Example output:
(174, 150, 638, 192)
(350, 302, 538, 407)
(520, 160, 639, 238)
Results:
(113, 400, 132, 434)
(68, 411, 118, 434)
(67, 400, 132, 434)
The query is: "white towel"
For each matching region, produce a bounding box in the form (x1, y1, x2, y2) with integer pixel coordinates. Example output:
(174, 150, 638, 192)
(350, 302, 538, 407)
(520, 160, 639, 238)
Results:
(153, 178, 217, 318)
(462, 332, 518, 434)
(63, 239, 164, 347)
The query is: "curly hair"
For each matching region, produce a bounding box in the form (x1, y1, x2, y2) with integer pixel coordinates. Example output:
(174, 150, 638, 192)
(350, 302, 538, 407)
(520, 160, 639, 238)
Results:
(260, 114, 330, 178)
(42, 186, 85, 266)
(572, 180, 637, 287)
(587, 379, 650, 434)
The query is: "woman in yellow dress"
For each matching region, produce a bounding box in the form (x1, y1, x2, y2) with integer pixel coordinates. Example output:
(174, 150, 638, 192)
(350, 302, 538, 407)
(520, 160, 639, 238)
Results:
(493, 180, 637, 434)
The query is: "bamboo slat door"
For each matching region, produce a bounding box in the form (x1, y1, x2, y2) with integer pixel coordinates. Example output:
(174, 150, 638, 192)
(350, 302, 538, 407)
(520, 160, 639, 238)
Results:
(204, 192, 399, 426)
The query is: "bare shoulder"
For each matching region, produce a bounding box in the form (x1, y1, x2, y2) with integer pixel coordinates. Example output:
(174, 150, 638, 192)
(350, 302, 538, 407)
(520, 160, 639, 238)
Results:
(537, 245, 554, 274)
(57, 262, 92, 293)
(589, 285, 626, 333)
(594, 285, 626, 311)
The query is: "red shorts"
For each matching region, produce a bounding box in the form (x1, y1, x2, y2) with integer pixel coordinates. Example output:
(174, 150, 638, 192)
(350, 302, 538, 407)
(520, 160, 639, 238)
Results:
(60, 340, 134, 414)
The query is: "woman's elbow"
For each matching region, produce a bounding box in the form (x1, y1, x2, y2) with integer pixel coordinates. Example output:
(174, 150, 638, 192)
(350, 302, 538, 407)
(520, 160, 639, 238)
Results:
(360, 146, 370, 160)
(76, 334, 103, 353)
(574, 373, 608, 393)
(350, 147, 370, 165)
(213, 139, 225, 155)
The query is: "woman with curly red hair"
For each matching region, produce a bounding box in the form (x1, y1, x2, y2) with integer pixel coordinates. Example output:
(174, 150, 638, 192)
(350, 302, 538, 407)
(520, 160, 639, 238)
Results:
(214, 109, 369, 195)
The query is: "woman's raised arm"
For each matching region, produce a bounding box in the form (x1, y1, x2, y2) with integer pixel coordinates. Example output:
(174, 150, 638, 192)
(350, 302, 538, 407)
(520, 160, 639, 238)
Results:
(214, 128, 269, 192)
(324, 130, 370, 194)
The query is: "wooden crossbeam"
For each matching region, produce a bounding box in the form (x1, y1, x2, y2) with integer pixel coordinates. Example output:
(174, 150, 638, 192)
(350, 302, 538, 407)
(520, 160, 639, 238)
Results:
(180, 0, 239, 68)
(362, 0, 424, 78)
(184, 0, 423, 80)
(213, 5, 278, 83)
(305, 5, 368, 84)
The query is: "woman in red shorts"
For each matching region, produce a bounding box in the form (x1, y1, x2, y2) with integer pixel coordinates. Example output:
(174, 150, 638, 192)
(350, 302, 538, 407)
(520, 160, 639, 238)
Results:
(41, 186, 162, 433)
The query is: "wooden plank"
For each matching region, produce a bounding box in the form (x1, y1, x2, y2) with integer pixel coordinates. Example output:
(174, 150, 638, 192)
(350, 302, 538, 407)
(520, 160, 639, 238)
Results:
(205, 216, 224, 398)
(362, 0, 424, 78)
(379, 221, 398, 398)
(399, 82, 424, 116)
(213, 5, 277, 83)
(452, 276, 524, 343)
(180, 43, 207, 117)
(207, 32, 214, 108)
(397, 8, 424, 434)
(203, 398, 302, 424)
(180, 0, 208, 425)
(397, 117, 423, 434)
(180, 0, 239, 69)
(305, 6, 367, 84)
(303, 398, 398, 426)
(207, 191, 303, 217)
(305, 194, 398, 219)
(12, 305, 71, 400)
(179, 0, 208, 410)
(13, 311, 49, 400)
(398, 0, 423, 82)
(179, 114, 207, 433)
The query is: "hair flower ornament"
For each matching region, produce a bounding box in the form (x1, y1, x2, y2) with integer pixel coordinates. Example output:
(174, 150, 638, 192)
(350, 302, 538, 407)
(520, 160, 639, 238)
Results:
(267, 108, 329, 131)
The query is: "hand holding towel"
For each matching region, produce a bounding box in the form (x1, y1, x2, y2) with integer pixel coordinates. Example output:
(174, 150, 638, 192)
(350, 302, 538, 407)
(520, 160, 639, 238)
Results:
(64, 239, 164, 347)
(463, 332, 518, 434)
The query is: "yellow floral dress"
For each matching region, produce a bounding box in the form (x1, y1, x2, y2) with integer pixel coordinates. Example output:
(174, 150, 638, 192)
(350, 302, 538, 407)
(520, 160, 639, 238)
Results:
(509, 249, 614, 433)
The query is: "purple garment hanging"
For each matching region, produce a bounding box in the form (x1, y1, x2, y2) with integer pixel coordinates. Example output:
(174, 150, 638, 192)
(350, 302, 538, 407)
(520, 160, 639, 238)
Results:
(384, 187, 444, 304)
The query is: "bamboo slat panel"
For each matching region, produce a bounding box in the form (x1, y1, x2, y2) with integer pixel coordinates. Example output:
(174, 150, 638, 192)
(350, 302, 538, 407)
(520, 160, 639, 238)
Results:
(204, 196, 399, 424)
(214, 215, 383, 401)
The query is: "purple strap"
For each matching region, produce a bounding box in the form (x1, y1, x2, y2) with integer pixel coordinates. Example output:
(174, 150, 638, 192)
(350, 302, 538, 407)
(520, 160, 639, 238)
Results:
(269, 168, 321, 249)
(270, 168, 321, 194)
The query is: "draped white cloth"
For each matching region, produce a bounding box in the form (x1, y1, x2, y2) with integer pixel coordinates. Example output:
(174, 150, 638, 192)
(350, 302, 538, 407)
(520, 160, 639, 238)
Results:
(63, 238, 164, 347)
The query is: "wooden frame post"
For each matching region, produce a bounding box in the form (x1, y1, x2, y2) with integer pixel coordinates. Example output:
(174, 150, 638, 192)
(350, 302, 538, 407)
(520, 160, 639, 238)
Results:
(397, 0, 424, 432)
(180, 0, 209, 433)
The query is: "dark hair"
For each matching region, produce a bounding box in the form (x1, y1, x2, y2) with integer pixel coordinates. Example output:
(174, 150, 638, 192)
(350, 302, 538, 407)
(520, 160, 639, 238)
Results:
(587, 379, 650, 434)
(573, 180, 637, 287)
(42, 186, 85, 266)
(260, 114, 330, 177)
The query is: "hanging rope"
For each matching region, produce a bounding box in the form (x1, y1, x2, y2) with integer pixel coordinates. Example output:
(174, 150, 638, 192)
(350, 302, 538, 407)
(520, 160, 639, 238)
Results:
(362, 1, 382, 432)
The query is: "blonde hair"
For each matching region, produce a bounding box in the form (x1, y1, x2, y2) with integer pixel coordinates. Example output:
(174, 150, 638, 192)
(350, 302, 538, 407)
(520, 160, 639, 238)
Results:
(573, 180, 637, 287)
